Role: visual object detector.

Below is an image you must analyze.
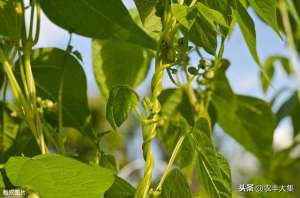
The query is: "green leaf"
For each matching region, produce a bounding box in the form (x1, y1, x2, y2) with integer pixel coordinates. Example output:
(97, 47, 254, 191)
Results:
(0, 0, 21, 40)
(0, 172, 4, 189)
(158, 89, 195, 167)
(233, 1, 261, 65)
(133, 0, 162, 32)
(26, 48, 90, 133)
(159, 168, 192, 198)
(99, 153, 118, 172)
(92, 40, 152, 98)
(158, 114, 194, 167)
(205, 0, 232, 18)
(248, 0, 280, 33)
(195, 2, 228, 28)
(276, 92, 300, 136)
(40, 0, 156, 49)
(106, 86, 139, 129)
(172, 4, 197, 30)
(158, 88, 194, 125)
(6, 154, 114, 198)
(0, 102, 20, 158)
(211, 63, 275, 162)
(260, 56, 291, 92)
(191, 118, 232, 198)
(188, 14, 218, 55)
(2, 127, 40, 163)
(105, 176, 135, 198)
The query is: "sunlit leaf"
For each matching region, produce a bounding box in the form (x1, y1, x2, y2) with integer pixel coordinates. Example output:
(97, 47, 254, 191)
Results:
(92, 40, 152, 98)
(40, 0, 156, 49)
(106, 86, 139, 129)
(6, 154, 114, 198)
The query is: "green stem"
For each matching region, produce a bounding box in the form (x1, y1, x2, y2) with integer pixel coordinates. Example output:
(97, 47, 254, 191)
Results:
(0, 79, 8, 154)
(0, 49, 24, 103)
(279, 0, 300, 87)
(135, 59, 164, 198)
(155, 135, 186, 193)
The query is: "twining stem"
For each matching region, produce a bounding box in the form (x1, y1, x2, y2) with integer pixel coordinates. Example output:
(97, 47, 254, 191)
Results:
(135, 58, 164, 198)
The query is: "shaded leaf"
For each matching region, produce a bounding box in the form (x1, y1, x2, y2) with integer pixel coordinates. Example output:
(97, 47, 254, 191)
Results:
(40, 0, 156, 49)
(191, 118, 232, 198)
(6, 154, 114, 198)
(188, 14, 218, 55)
(2, 127, 40, 163)
(27, 48, 90, 133)
(0, 102, 20, 159)
(105, 176, 135, 198)
(158, 88, 194, 125)
(93, 40, 151, 98)
(158, 114, 194, 167)
(276, 92, 300, 136)
(0, 0, 21, 40)
(159, 168, 192, 198)
(106, 86, 139, 129)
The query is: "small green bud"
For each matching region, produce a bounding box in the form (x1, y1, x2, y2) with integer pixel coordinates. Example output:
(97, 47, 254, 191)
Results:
(198, 59, 209, 69)
(188, 67, 198, 75)
(204, 70, 215, 80)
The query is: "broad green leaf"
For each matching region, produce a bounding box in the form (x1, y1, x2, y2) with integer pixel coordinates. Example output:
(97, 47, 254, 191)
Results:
(233, 1, 261, 65)
(92, 40, 152, 98)
(159, 168, 192, 198)
(26, 48, 90, 133)
(105, 176, 135, 198)
(260, 56, 291, 92)
(191, 118, 232, 198)
(188, 14, 218, 55)
(195, 3, 228, 28)
(40, 0, 156, 49)
(106, 86, 139, 129)
(211, 62, 275, 162)
(133, 0, 162, 32)
(172, 4, 197, 30)
(0, 0, 21, 40)
(276, 92, 300, 136)
(6, 154, 114, 198)
(248, 0, 280, 33)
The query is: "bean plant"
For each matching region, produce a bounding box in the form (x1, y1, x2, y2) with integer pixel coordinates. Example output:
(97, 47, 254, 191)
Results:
(0, 0, 300, 198)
